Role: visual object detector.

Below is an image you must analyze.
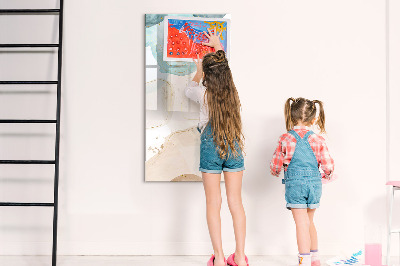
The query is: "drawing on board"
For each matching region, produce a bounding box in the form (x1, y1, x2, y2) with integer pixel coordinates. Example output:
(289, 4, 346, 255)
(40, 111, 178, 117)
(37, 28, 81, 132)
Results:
(163, 16, 230, 62)
(145, 14, 230, 182)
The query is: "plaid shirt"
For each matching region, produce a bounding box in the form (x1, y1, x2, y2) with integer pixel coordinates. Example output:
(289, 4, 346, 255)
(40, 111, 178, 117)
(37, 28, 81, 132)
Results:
(270, 126, 334, 179)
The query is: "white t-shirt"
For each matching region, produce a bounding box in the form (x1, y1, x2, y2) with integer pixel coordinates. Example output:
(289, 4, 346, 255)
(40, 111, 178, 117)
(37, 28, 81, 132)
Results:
(185, 81, 209, 132)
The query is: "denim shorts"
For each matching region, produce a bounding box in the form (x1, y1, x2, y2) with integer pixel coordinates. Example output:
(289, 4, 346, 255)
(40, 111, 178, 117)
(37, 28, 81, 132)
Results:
(199, 126, 245, 174)
(285, 178, 322, 209)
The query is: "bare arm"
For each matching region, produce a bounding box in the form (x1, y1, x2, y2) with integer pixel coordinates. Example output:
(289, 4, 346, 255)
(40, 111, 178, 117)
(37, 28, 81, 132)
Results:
(192, 28, 223, 83)
(192, 54, 202, 83)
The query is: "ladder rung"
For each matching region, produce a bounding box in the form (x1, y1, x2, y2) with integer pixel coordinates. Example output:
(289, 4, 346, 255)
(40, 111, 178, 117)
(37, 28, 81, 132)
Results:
(391, 229, 400, 233)
(0, 44, 59, 48)
(0, 9, 60, 14)
(0, 202, 54, 207)
(0, 119, 56, 123)
(0, 160, 55, 164)
(0, 81, 58, 84)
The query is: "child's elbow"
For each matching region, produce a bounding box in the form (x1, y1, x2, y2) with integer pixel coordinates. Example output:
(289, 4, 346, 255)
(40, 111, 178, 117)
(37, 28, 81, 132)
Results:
(184, 87, 191, 98)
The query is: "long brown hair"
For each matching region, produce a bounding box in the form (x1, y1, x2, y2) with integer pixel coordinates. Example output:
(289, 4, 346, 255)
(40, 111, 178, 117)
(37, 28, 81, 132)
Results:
(202, 50, 243, 158)
(284, 97, 326, 133)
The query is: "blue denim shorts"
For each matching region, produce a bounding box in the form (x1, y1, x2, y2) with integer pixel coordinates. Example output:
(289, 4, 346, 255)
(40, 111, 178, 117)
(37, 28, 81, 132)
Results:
(199, 126, 245, 174)
(285, 178, 322, 209)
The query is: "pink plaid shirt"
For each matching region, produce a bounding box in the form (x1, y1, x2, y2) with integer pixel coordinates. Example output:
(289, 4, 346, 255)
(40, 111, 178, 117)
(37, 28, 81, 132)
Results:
(270, 126, 334, 179)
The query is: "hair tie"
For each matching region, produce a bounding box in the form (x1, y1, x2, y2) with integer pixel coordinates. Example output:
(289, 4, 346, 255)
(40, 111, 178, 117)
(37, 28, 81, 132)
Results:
(208, 62, 228, 68)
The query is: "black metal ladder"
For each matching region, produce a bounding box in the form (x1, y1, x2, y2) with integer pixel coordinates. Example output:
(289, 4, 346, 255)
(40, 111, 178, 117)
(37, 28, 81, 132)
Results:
(0, 2, 64, 266)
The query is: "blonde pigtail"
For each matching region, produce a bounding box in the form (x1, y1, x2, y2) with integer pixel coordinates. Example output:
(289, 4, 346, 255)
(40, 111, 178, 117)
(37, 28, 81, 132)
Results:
(285, 98, 295, 131)
(313, 100, 326, 133)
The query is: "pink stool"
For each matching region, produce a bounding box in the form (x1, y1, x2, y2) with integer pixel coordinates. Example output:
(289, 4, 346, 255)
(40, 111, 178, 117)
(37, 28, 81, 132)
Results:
(386, 181, 400, 265)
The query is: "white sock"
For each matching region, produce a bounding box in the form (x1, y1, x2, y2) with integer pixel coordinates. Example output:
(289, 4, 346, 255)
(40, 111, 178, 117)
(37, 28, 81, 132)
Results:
(298, 254, 311, 266)
(311, 250, 319, 262)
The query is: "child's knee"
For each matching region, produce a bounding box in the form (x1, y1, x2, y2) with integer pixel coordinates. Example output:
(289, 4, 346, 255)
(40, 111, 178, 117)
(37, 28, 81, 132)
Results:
(295, 217, 310, 228)
(206, 196, 222, 208)
(227, 195, 243, 210)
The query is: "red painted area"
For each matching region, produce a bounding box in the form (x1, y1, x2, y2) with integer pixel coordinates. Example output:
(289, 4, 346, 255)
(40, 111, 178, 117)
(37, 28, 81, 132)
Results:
(167, 25, 215, 59)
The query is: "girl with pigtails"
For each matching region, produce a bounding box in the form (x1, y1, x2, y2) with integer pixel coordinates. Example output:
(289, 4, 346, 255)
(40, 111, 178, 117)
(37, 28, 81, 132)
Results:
(270, 98, 335, 266)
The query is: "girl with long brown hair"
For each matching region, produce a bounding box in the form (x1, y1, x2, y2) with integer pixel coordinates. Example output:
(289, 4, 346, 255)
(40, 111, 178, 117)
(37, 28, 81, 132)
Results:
(270, 98, 335, 266)
(185, 29, 248, 266)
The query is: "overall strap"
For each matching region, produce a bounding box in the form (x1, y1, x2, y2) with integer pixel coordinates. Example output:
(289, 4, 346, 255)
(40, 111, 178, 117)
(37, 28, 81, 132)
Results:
(284, 129, 320, 181)
(288, 130, 301, 141)
(303, 130, 314, 140)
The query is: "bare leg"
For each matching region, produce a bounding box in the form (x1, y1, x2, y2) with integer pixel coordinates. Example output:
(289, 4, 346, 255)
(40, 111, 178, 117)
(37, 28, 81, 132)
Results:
(292, 208, 311, 254)
(203, 172, 225, 266)
(307, 209, 318, 251)
(224, 171, 247, 266)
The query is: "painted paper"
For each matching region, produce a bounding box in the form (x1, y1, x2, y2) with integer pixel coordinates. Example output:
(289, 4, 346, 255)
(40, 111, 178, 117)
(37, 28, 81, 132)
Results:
(163, 16, 230, 62)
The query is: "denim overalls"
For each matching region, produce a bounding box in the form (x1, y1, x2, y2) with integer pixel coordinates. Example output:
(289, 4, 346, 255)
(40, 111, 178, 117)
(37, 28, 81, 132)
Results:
(198, 124, 245, 174)
(283, 130, 322, 210)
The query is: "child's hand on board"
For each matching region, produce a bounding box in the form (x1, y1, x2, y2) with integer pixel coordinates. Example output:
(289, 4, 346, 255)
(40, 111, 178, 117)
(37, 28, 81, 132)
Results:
(202, 28, 223, 51)
(193, 54, 202, 73)
(192, 54, 203, 83)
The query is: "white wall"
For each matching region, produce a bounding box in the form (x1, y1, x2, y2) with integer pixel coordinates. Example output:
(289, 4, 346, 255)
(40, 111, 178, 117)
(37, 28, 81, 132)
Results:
(388, 0, 400, 258)
(0, 0, 390, 257)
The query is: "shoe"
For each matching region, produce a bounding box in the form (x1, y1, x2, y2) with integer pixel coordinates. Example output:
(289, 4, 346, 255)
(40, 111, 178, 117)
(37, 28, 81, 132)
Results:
(292, 254, 311, 266)
(227, 253, 249, 266)
(311, 260, 320, 266)
(207, 254, 227, 266)
(311, 250, 320, 266)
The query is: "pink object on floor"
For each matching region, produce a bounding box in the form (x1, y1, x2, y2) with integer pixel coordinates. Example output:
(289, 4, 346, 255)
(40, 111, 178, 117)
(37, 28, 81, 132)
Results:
(365, 243, 382, 266)
(207, 254, 227, 266)
(311, 260, 321, 266)
(227, 253, 249, 266)
(321, 173, 338, 184)
(386, 181, 400, 187)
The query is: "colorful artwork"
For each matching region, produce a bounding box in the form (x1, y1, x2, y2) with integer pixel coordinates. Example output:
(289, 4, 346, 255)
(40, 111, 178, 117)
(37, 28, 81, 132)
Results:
(163, 16, 230, 62)
(145, 14, 230, 182)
